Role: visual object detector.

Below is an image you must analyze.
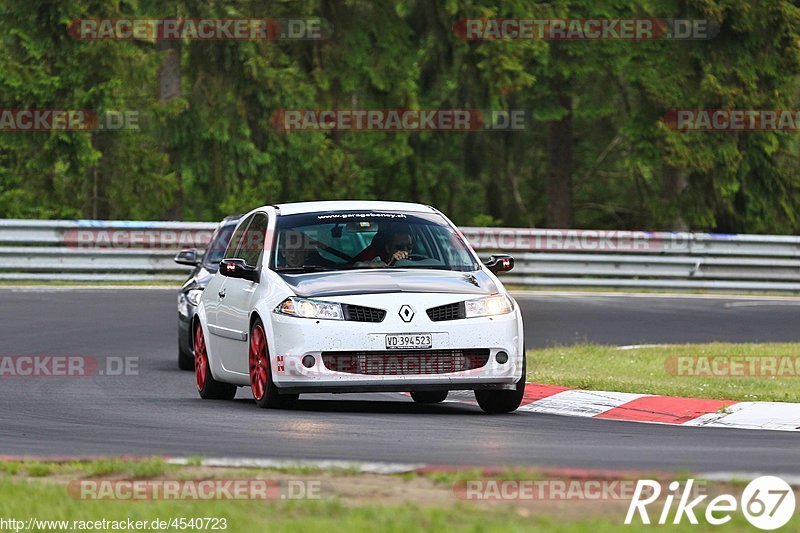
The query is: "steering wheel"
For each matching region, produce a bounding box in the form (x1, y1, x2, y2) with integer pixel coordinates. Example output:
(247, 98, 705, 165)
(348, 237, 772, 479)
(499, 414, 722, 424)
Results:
(386, 253, 427, 267)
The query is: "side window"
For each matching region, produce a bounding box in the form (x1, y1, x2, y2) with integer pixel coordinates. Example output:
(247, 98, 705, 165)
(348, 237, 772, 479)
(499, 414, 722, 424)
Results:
(236, 213, 268, 267)
(223, 215, 253, 261)
(203, 224, 236, 267)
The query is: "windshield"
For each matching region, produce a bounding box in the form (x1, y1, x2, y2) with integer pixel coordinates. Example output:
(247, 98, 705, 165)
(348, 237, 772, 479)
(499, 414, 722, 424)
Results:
(202, 223, 238, 271)
(271, 211, 479, 273)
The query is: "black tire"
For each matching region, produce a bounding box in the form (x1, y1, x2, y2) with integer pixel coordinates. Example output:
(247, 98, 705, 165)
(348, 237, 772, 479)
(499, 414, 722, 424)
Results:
(178, 345, 194, 371)
(474, 353, 526, 414)
(195, 322, 237, 400)
(249, 318, 298, 409)
(410, 391, 448, 404)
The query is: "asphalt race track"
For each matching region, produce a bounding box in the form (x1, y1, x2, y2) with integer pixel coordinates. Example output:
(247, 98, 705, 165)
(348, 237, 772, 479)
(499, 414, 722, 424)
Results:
(1, 288, 798, 473)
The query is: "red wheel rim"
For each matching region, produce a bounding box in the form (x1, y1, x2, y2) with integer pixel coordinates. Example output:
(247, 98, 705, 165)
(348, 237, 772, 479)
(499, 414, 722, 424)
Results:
(194, 323, 208, 391)
(249, 324, 269, 401)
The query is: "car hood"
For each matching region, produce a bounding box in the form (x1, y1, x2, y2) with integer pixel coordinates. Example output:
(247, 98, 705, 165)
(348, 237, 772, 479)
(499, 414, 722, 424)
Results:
(280, 269, 498, 298)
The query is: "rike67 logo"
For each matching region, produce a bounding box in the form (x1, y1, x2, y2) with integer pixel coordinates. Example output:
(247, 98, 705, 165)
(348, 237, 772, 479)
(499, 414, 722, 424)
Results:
(626, 476, 795, 530)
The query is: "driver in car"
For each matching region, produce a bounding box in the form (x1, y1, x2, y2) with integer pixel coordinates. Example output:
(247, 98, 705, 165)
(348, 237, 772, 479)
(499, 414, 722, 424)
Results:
(355, 227, 415, 267)
(382, 232, 414, 265)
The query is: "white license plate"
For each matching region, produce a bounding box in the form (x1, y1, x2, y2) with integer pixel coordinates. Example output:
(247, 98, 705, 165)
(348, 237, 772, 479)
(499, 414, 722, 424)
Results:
(385, 333, 432, 350)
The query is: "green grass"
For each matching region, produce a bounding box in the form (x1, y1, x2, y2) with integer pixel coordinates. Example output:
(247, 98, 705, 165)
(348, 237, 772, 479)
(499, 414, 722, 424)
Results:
(405, 468, 548, 485)
(0, 461, 21, 475)
(184, 455, 204, 467)
(0, 457, 176, 479)
(25, 463, 52, 477)
(77, 457, 170, 478)
(526, 342, 800, 402)
(0, 472, 767, 532)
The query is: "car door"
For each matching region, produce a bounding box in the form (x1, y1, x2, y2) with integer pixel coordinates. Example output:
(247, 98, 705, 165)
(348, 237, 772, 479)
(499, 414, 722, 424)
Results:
(205, 215, 252, 364)
(216, 212, 268, 376)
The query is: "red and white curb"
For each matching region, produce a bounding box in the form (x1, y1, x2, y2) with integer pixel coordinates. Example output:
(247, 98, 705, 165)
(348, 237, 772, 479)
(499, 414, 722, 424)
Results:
(443, 384, 800, 432)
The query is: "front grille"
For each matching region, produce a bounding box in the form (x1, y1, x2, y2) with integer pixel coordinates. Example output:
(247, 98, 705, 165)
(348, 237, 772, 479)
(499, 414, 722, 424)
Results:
(426, 302, 466, 322)
(321, 349, 490, 375)
(342, 304, 386, 323)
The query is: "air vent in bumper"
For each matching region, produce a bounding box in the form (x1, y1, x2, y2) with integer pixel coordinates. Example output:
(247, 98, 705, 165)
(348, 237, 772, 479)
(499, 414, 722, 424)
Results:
(426, 302, 466, 321)
(342, 304, 386, 323)
(321, 349, 490, 375)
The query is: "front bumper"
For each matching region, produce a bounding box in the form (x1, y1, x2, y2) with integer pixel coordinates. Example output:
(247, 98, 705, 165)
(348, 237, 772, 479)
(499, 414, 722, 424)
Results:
(267, 293, 523, 393)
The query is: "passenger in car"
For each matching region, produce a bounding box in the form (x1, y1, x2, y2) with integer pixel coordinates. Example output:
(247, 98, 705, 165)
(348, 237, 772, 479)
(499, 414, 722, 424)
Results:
(277, 230, 333, 268)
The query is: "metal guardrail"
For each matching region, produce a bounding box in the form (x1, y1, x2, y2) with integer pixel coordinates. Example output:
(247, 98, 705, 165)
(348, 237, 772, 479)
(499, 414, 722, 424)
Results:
(458, 228, 800, 292)
(0, 219, 215, 282)
(0, 219, 799, 292)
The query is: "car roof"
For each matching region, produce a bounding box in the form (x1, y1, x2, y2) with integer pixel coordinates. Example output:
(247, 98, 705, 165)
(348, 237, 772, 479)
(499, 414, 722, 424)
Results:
(272, 200, 437, 216)
(220, 214, 242, 225)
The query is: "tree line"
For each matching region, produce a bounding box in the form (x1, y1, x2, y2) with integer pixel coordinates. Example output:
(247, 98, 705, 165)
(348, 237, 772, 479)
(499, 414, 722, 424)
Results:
(1, 0, 799, 233)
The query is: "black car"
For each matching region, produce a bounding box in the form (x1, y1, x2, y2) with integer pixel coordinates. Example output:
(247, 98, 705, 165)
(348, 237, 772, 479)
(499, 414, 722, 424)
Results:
(174, 214, 242, 370)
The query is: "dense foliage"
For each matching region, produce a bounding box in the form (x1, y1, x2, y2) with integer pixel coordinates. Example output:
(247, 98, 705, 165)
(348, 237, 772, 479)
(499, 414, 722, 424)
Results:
(1, 0, 799, 233)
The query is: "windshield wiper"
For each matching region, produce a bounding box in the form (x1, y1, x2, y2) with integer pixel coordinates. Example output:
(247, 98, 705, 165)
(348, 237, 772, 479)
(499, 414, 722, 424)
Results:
(274, 265, 336, 273)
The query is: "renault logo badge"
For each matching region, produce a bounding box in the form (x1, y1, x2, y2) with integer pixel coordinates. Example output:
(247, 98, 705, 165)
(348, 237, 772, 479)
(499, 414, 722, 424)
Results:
(398, 305, 414, 322)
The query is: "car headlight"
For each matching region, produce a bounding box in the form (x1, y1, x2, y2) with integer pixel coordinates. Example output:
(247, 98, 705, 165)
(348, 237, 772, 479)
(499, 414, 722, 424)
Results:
(464, 294, 514, 318)
(186, 288, 204, 307)
(178, 288, 203, 317)
(274, 297, 344, 320)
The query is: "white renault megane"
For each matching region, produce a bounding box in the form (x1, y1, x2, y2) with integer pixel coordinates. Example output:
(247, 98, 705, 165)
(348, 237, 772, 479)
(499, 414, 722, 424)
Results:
(192, 201, 525, 413)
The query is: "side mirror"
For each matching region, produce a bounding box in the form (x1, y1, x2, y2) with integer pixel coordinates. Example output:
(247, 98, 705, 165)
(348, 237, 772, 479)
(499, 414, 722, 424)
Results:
(219, 258, 260, 283)
(484, 254, 514, 274)
(174, 248, 199, 266)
